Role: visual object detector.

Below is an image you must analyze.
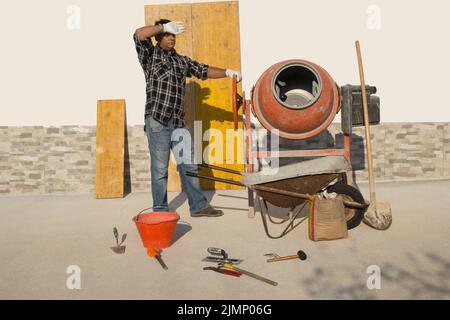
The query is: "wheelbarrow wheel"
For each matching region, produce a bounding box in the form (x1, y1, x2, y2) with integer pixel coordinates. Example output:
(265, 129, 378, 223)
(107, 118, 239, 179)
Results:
(327, 183, 366, 230)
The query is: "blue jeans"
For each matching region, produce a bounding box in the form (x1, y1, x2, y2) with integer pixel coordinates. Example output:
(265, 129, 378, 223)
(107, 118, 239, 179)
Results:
(145, 115, 209, 214)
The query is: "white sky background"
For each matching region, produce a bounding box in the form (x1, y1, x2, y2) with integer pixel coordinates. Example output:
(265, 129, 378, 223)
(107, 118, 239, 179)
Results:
(0, 0, 449, 126)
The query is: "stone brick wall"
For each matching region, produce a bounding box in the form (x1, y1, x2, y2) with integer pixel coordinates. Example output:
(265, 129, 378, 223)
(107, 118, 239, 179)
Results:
(276, 123, 449, 182)
(125, 125, 151, 192)
(0, 126, 97, 195)
(0, 123, 449, 196)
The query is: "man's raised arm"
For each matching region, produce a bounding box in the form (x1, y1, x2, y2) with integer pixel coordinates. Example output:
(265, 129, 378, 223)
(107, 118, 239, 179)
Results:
(208, 67, 242, 82)
(135, 21, 185, 40)
(134, 25, 164, 41)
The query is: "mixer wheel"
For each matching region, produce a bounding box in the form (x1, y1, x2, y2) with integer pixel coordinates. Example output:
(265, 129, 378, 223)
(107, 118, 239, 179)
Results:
(327, 183, 366, 230)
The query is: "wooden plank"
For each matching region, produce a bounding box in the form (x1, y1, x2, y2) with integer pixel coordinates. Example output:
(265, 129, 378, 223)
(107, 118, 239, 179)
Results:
(192, 1, 244, 190)
(95, 99, 125, 198)
(144, 4, 194, 192)
(143, 1, 244, 191)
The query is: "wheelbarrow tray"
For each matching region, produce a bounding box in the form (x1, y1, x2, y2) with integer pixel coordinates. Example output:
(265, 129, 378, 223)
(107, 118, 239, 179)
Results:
(241, 156, 351, 208)
(186, 156, 361, 239)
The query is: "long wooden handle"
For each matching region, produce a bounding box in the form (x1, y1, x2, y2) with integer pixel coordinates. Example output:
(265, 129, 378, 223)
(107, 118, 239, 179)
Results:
(234, 267, 278, 286)
(355, 41, 377, 205)
(225, 265, 278, 286)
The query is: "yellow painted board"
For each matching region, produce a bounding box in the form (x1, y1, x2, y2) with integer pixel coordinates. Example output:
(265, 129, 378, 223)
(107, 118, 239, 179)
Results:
(95, 99, 126, 198)
(145, 4, 194, 192)
(192, 1, 244, 190)
(143, 1, 243, 191)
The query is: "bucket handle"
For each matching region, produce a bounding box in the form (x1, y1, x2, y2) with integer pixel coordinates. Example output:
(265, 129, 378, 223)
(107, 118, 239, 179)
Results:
(134, 207, 153, 222)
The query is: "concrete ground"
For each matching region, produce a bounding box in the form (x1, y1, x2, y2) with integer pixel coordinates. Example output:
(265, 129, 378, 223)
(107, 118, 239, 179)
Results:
(1, 180, 449, 300)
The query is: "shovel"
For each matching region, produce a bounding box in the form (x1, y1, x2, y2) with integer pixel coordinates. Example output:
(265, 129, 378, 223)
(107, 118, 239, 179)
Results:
(110, 227, 127, 254)
(355, 41, 392, 230)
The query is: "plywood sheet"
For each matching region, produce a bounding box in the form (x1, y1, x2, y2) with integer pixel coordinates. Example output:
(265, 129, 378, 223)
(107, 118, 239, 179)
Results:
(144, 1, 243, 191)
(95, 99, 125, 198)
(192, 1, 244, 189)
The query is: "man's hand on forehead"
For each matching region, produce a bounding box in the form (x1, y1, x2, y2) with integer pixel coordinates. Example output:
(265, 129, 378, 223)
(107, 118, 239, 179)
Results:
(163, 21, 185, 35)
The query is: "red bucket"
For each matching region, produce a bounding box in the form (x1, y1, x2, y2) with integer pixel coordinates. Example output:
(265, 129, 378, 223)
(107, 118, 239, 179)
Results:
(133, 212, 180, 255)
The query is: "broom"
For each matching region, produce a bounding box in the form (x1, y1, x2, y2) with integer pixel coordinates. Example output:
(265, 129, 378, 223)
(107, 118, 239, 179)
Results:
(355, 41, 392, 230)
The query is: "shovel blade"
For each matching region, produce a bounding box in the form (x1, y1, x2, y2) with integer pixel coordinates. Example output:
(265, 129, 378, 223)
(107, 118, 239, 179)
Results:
(110, 246, 126, 254)
(363, 202, 392, 230)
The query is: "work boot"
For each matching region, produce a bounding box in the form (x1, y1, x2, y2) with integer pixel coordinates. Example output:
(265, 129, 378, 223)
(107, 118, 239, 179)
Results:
(191, 206, 224, 218)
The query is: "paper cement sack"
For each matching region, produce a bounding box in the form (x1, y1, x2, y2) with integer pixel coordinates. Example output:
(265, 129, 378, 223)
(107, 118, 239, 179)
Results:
(308, 197, 348, 241)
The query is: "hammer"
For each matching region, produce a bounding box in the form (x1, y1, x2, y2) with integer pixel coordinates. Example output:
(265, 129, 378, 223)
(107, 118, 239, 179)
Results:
(265, 250, 307, 263)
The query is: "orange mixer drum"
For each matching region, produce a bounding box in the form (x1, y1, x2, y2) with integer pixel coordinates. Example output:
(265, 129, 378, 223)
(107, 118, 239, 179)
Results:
(252, 59, 341, 140)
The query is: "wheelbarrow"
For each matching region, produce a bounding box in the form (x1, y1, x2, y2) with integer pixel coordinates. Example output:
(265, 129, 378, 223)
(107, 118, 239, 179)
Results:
(186, 156, 369, 239)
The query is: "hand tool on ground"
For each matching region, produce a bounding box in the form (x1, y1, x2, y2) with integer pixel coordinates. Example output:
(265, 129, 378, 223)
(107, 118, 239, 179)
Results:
(155, 255, 168, 270)
(203, 266, 242, 277)
(355, 40, 392, 231)
(147, 247, 168, 270)
(221, 263, 278, 286)
(207, 247, 229, 258)
(202, 247, 243, 265)
(114, 227, 119, 246)
(110, 227, 127, 254)
(264, 250, 307, 263)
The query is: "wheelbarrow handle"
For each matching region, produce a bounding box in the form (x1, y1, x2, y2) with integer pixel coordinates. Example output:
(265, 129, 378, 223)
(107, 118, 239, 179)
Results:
(198, 163, 243, 176)
(185, 171, 244, 187)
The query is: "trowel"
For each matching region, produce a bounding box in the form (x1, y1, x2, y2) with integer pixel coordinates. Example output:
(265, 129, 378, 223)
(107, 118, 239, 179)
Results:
(110, 227, 127, 254)
(147, 246, 168, 270)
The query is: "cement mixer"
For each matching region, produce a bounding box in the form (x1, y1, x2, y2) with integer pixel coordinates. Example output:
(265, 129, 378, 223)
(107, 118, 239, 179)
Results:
(189, 59, 380, 238)
(250, 59, 340, 140)
(233, 59, 380, 139)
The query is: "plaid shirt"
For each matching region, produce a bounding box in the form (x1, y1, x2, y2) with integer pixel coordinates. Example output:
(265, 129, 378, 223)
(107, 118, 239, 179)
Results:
(133, 33, 209, 127)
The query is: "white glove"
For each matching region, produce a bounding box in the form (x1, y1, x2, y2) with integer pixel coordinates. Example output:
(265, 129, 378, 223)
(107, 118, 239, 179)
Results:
(226, 69, 242, 82)
(163, 21, 185, 35)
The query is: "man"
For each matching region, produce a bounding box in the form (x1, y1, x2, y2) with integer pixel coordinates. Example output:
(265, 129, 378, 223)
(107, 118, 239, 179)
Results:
(134, 19, 242, 218)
